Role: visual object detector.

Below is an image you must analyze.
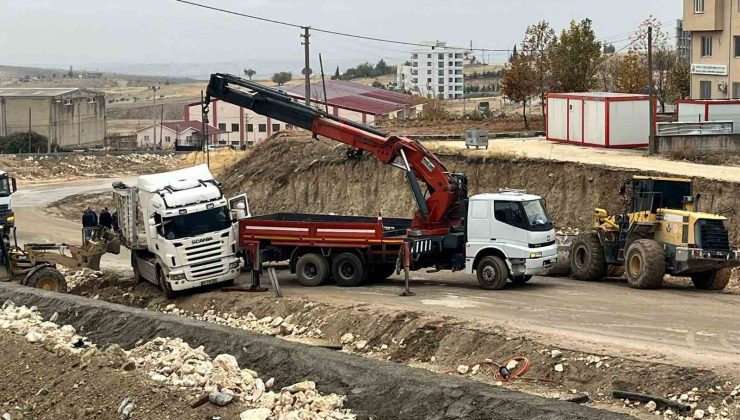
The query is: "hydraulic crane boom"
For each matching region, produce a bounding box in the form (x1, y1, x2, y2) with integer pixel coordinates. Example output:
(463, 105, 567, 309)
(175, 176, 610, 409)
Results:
(205, 73, 468, 235)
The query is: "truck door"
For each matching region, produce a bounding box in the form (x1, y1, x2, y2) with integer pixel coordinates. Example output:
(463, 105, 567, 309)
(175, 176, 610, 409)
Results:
(491, 201, 529, 248)
(228, 194, 251, 219)
(467, 199, 492, 243)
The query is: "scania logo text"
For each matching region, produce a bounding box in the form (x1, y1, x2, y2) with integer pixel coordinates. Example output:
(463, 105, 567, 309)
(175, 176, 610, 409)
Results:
(192, 237, 213, 244)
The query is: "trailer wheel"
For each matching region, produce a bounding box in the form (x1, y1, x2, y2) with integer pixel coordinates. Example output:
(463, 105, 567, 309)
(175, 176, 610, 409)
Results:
(569, 232, 607, 281)
(476, 256, 508, 290)
(366, 264, 396, 282)
(332, 253, 365, 287)
(625, 239, 665, 289)
(295, 253, 329, 287)
(691, 269, 731, 291)
(157, 267, 177, 299)
(25, 267, 67, 293)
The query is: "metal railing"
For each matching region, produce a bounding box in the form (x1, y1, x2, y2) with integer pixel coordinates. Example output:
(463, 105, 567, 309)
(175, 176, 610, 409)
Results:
(657, 120, 734, 136)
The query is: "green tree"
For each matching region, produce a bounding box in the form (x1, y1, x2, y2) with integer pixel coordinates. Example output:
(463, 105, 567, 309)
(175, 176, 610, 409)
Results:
(243, 68, 256, 80)
(667, 61, 691, 101)
(375, 59, 389, 75)
(549, 19, 602, 92)
(603, 44, 616, 54)
(502, 55, 537, 128)
(617, 51, 649, 94)
(271, 71, 292, 86)
(331, 66, 340, 80)
(371, 80, 383, 88)
(631, 18, 675, 112)
(509, 45, 518, 63)
(522, 20, 556, 116)
(597, 54, 621, 92)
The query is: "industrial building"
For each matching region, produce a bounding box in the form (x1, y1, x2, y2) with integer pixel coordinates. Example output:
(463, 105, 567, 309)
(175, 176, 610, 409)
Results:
(682, 0, 740, 98)
(185, 80, 422, 147)
(135, 121, 221, 149)
(0, 88, 106, 148)
(396, 41, 473, 98)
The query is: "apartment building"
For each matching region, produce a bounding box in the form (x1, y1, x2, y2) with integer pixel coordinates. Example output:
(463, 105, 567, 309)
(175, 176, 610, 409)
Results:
(398, 42, 472, 99)
(683, 0, 740, 98)
(676, 19, 693, 63)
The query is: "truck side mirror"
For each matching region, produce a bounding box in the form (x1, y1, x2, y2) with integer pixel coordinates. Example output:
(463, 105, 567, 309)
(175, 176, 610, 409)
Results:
(148, 218, 158, 239)
(10, 178, 16, 193)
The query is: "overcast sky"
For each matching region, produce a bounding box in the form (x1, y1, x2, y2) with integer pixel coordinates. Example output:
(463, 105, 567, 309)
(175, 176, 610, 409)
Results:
(1, 0, 682, 72)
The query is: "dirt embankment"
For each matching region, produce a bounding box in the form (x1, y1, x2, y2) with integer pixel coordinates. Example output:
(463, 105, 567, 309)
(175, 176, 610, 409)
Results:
(221, 134, 740, 245)
(375, 116, 544, 135)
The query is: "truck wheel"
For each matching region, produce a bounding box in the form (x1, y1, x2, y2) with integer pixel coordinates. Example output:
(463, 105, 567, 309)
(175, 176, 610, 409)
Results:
(476, 256, 508, 290)
(569, 232, 607, 281)
(295, 253, 329, 287)
(131, 253, 145, 283)
(157, 267, 177, 299)
(510, 275, 533, 285)
(332, 253, 365, 287)
(625, 239, 665, 289)
(25, 267, 68, 293)
(367, 264, 396, 282)
(691, 269, 731, 290)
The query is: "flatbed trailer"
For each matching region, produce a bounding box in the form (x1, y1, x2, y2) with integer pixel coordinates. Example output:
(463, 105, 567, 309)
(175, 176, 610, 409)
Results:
(240, 213, 412, 287)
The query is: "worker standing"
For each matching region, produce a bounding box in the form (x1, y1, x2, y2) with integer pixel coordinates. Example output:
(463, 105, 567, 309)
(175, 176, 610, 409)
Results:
(99, 207, 113, 229)
(82, 207, 98, 242)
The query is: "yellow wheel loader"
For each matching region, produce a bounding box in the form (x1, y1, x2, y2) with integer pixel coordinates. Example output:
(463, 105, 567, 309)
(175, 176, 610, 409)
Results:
(570, 176, 740, 290)
(0, 227, 120, 293)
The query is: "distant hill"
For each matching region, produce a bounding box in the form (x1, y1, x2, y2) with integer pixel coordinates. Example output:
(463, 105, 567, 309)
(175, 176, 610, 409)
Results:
(0, 65, 196, 87)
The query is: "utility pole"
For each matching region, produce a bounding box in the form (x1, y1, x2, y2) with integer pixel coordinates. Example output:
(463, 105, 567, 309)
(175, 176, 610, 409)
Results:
(160, 104, 164, 149)
(27, 108, 31, 153)
(647, 26, 656, 155)
(150, 85, 160, 149)
(319, 53, 329, 113)
(301, 26, 311, 106)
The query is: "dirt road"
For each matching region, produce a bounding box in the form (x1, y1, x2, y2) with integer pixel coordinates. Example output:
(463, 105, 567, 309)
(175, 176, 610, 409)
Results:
(15, 178, 740, 376)
(427, 138, 740, 183)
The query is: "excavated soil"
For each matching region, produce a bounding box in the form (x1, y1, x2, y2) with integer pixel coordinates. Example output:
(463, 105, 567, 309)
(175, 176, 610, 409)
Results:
(375, 116, 544, 135)
(63, 272, 739, 419)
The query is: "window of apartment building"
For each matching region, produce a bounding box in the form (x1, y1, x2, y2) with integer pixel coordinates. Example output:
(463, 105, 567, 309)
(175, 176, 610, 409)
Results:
(426, 54, 431, 58)
(700, 81, 712, 99)
(412, 53, 418, 59)
(427, 70, 431, 74)
(218, 123, 226, 131)
(438, 86, 444, 93)
(448, 53, 453, 58)
(426, 61, 432, 66)
(165, 136, 171, 143)
(733, 83, 740, 99)
(412, 78, 418, 83)
(438, 78, 444, 84)
(735, 36, 740, 57)
(258, 124, 266, 132)
(427, 78, 432, 83)
(438, 61, 444, 67)
(455, 78, 463, 83)
(144, 135, 150, 142)
(438, 53, 444, 59)
(455, 53, 462, 59)
(694, 0, 704, 13)
(455, 61, 463, 67)
(231, 123, 239, 132)
(438, 70, 444, 76)
(701, 36, 712, 56)
(449, 78, 454, 83)
(247, 124, 254, 132)
(412, 62, 418, 67)
(448, 61, 453, 66)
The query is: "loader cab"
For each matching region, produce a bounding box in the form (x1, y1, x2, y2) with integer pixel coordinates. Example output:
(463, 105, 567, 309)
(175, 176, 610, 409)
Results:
(624, 176, 693, 213)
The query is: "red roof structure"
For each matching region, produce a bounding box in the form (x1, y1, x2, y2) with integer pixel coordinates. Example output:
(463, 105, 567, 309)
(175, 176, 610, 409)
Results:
(278, 80, 417, 115)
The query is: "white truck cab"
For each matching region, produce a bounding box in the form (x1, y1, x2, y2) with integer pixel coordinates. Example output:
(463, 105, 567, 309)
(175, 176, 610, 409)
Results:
(466, 190, 558, 289)
(113, 165, 245, 297)
(0, 170, 17, 231)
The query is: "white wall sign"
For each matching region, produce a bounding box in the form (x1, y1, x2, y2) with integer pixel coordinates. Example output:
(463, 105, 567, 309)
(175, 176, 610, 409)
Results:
(691, 64, 728, 76)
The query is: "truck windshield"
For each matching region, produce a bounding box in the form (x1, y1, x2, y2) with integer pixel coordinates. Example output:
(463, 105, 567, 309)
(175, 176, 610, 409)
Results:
(162, 206, 231, 240)
(0, 178, 10, 197)
(522, 199, 553, 231)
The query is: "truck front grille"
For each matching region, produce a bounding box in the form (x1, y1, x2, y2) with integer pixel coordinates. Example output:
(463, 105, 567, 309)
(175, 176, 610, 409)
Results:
(699, 220, 730, 252)
(184, 242, 227, 280)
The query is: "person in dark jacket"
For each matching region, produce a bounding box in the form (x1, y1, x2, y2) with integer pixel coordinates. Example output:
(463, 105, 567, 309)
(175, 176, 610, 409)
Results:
(82, 207, 97, 242)
(99, 207, 113, 229)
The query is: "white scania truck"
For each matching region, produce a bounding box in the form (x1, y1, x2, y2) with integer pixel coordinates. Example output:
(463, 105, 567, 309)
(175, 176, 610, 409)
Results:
(112, 165, 248, 297)
(0, 170, 17, 233)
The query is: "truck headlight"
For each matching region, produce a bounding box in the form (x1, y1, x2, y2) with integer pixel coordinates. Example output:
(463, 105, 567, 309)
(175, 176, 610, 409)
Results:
(6, 215, 14, 224)
(169, 273, 186, 281)
(529, 252, 542, 258)
(229, 261, 241, 270)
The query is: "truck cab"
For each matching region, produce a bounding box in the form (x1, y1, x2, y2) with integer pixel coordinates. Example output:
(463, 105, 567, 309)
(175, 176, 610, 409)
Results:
(0, 171, 18, 232)
(466, 191, 558, 289)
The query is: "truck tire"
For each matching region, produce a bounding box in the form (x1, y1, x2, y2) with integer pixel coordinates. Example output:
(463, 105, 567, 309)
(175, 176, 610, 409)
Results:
(295, 253, 329, 287)
(476, 256, 508, 290)
(570, 232, 607, 281)
(625, 239, 665, 289)
(131, 253, 145, 283)
(157, 267, 177, 299)
(332, 253, 365, 287)
(691, 269, 731, 291)
(367, 264, 396, 282)
(25, 267, 67, 293)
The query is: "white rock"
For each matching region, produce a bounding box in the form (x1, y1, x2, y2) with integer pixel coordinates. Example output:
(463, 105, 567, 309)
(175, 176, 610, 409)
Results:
(282, 380, 316, 393)
(645, 401, 657, 412)
(457, 365, 469, 375)
(340, 333, 354, 344)
(240, 408, 272, 420)
(550, 349, 563, 359)
(693, 409, 705, 419)
(265, 377, 275, 389)
(25, 331, 44, 343)
(505, 360, 518, 371)
(554, 364, 564, 372)
(680, 394, 690, 402)
(354, 340, 368, 350)
(707, 406, 715, 414)
(269, 317, 283, 327)
(471, 365, 480, 375)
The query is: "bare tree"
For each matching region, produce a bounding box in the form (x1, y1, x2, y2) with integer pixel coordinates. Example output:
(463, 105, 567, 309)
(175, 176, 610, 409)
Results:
(522, 21, 556, 116)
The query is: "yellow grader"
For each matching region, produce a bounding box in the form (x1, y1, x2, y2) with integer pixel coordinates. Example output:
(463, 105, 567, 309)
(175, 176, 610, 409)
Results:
(0, 227, 119, 293)
(570, 176, 740, 290)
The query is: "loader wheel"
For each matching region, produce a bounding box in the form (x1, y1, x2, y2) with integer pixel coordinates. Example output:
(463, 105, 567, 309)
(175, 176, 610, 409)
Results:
(332, 253, 366, 287)
(624, 239, 665, 289)
(476, 256, 508, 290)
(25, 267, 67, 293)
(691, 269, 731, 291)
(569, 233, 607, 281)
(295, 253, 329, 287)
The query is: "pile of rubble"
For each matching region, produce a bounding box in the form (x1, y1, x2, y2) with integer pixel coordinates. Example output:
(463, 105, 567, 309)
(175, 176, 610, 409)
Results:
(58, 267, 103, 289)
(161, 304, 325, 339)
(0, 153, 180, 181)
(0, 300, 356, 420)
